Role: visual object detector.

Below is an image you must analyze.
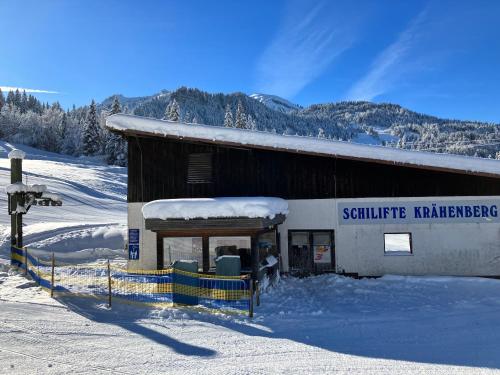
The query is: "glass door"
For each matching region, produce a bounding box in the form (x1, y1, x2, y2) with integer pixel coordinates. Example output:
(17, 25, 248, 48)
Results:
(288, 230, 335, 275)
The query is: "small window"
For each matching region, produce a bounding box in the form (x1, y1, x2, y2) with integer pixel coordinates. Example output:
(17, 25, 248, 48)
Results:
(187, 153, 213, 183)
(384, 233, 412, 255)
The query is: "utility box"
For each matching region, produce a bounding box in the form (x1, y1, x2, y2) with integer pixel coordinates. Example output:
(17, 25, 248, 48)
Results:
(216, 255, 241, 276)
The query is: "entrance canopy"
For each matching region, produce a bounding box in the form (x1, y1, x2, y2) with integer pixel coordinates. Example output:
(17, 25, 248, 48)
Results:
(142, 197, 288, 233)
(142, 197, 288, 274)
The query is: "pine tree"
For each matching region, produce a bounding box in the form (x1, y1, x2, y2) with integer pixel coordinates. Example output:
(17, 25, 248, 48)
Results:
(111, 96, 121, 115)
(20, 91, 28, 113)
(246, 114, 257, 130)
(0, 88, 4, 111)
(6, 91, 15, 107)
(167, 99, 180, 121)
(224, 104, 234, 127)
(235, 101, 246, 129)
(105, 96, 125, 164)
(14, 89, 21, 107)
(83, 100, 100, 156)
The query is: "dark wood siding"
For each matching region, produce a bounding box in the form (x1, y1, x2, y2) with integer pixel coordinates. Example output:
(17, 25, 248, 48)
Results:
(127, 137, 500, 203)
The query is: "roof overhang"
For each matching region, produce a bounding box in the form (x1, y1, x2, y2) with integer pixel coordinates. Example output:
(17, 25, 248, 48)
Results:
(145, 214, 286, 233)
(106, 114, 500, 179)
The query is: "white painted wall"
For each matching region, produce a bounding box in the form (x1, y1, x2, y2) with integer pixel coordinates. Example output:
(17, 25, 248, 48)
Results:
(127, 203, 157, 270)
(335, 196, 500, 276)
(129, 196, 500, 276)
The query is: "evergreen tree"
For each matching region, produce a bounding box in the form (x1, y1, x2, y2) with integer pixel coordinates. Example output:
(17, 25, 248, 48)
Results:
(14, 89, 21, 107)
(246, 114, 257, 130)
(111, 96, 121, 115)
(83, 100, 100, 155)
(235, 101, 246, 129)
(20, 91, 28, 113)
(223, 104, 234, 127)
(105, 96, 125, 164)
(0, 88, 4, 111)
(167, 99, 180, 121)
(6, 91, 15, 107)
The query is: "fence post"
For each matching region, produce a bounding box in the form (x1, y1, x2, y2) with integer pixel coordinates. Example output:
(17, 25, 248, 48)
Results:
(248, 278, 254, 318)
(107, 260, 112, 308)
(24, 246, 28, 276)
(36, 256, 40, 285)
(50, 252, 55, 298)
(255, 280, 260, 307)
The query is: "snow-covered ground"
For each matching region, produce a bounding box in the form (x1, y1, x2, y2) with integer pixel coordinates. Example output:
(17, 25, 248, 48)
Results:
(1, 271, 500, 374)
(0, 141, 127, 263)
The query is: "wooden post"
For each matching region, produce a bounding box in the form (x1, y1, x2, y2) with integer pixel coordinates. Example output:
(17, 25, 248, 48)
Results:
(107, 260, 112, 308)
(50, 252, 55, 298)
(202, 236, 210, 272)
(24, 246, 28, 276)
(248, 277, 254, 318)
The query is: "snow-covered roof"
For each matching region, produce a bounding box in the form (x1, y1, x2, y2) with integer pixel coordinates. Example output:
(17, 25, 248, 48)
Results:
(142, 197, 289, 220)
(106, 114, 500, 178)
(8, 149, 26, 160)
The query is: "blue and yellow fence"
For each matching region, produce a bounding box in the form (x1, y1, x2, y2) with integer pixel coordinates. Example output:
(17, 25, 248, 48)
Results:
(11, 246, 253, 316)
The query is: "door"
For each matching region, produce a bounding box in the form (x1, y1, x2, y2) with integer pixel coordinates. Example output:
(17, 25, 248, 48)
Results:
(288, 230, 335, 275)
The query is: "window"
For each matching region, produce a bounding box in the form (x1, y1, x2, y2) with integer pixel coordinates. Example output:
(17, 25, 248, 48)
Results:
(384, 233, 412, 255)
(209, 236, 251, 269)
(187, 153, 213, 183)
(163, 237, 203, 267)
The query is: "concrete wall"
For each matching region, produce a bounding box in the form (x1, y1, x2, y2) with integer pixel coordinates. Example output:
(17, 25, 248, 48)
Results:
(335, 196, 500, 277)
(127, 203, 157, 270)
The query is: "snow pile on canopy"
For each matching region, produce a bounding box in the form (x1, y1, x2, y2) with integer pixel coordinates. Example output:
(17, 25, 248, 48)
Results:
(5, 182, 46, 194)
(7, 149, 26, 160)
(106, 114, 500, 177)
(142, 197, 289, 220)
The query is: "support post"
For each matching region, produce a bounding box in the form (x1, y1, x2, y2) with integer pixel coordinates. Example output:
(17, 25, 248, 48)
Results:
(107, 260, 112, 308)
(9, 152, 24, 262)
(202, 236, 210, 273)
(50, 253, 55, 298)
(248, 277, 254, 318)
(250, 236, 259, 288)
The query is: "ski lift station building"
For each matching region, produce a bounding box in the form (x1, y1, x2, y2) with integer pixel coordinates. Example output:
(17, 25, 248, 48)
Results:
(107, 114, 500, 278)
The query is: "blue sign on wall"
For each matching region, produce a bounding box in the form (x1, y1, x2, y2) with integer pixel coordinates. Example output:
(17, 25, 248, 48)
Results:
(128, 229, 140, 260)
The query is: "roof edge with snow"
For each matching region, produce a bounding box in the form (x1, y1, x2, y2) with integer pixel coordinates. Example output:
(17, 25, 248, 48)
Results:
(106, 114, 500, 178)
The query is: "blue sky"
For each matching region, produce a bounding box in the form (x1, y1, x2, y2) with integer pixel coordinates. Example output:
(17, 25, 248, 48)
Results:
(1, 0, 500, 122)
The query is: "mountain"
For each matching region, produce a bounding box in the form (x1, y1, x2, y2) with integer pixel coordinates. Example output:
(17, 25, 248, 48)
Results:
(101, 87, 500, 159)
(249, 93, 302, 114)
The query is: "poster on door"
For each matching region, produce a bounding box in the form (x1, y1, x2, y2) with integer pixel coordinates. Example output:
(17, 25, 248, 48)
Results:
(313, 245, 331, 264)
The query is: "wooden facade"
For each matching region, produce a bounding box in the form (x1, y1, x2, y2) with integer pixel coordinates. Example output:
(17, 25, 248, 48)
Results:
(127, 136, 500, 203)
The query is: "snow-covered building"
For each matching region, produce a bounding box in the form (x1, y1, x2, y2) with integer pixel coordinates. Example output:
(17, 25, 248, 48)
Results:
(106, 114, 500, 278)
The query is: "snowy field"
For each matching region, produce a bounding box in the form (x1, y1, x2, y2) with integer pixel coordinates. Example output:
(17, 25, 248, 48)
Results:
(0, 141, 127, 262)
(1, 143, 500, 374)
(1, 271, 500, 374)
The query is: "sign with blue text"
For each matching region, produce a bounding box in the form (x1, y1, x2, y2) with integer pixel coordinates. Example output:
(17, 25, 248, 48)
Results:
(338, 199, 500, 225)
(128, 229, 140, 260)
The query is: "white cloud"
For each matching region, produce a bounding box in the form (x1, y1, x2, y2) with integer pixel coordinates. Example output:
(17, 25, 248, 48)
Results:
(346, 9, 428, 101)
(0, 86, 58, 94)
(255, 2, 357, 99)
